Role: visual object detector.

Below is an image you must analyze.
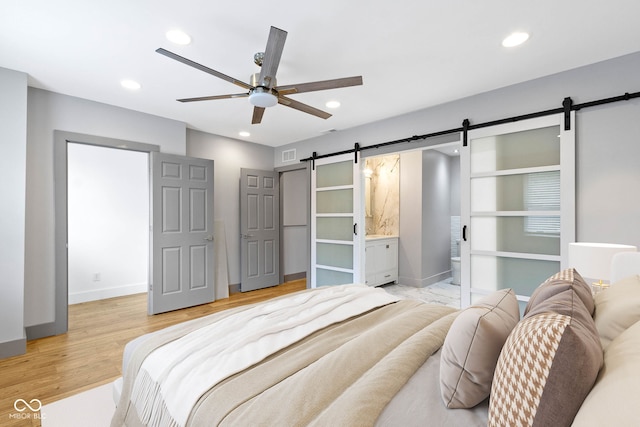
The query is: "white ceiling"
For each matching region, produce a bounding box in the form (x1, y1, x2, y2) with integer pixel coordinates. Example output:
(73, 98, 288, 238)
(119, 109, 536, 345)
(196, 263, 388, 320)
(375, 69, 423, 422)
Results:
(2, 1, 640, 147)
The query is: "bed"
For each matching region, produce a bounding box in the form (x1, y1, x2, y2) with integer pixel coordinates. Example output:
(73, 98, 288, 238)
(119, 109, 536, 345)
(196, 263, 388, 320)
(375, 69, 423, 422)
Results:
(111, 253, 640, 427)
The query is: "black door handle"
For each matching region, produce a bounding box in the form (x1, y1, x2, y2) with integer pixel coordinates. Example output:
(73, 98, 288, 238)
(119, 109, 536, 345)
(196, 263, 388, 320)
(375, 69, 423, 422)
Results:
(462, 225, 467, 241)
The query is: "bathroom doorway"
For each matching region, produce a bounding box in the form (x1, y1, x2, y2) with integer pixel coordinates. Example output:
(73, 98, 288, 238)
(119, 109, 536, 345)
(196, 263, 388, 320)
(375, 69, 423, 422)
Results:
(363, 141, 461, 305)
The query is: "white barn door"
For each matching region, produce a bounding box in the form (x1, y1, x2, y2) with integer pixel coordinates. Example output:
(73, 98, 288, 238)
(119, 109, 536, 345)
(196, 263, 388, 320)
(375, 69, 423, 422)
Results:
(311, 153, 363, 287)
(460, 113, 575, 311)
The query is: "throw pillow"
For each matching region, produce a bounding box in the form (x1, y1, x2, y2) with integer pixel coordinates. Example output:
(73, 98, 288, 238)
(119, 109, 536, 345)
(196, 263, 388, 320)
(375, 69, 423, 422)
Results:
(524, 268, 594, 316)
(440, 288, 519, 409)
(572, 319, 640, 426)
(593, 274, 640, 348)
(488, 283, 603, 427)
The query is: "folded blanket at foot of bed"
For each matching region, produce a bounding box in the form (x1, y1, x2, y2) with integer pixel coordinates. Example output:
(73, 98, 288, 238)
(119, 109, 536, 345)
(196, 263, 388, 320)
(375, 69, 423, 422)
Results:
(111, 284, 457, 427)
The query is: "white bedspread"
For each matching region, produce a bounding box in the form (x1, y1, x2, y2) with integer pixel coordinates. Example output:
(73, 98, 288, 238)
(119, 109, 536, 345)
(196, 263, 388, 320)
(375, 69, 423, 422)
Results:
(130, 284, 399, 427)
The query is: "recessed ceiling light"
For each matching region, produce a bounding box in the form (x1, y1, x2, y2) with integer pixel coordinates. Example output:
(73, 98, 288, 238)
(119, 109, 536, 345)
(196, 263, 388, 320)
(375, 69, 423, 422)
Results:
(326, 100, 341, 109)
(166, 29, 191, 45)
(120, 79, 141, 90)
(502, 32, 529, 48)
(239, 131, 250, 137)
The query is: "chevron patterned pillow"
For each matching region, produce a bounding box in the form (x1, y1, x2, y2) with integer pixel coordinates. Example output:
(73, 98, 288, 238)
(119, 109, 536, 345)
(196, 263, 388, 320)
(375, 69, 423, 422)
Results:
(488, 273, 602, 427)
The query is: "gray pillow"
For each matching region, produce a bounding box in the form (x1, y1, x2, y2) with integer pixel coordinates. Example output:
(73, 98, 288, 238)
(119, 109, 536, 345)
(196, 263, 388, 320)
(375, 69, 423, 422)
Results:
(440, 289, 519, 409)
(525, 268, 594, 316)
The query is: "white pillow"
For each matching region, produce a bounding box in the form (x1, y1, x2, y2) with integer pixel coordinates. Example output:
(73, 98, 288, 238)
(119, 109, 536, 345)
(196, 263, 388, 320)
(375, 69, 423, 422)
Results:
(572, 319, 640, 426)
(594, 274, 640, 348)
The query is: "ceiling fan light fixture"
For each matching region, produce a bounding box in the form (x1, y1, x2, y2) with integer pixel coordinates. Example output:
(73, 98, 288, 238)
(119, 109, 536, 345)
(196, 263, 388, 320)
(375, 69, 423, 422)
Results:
(249, 88, 278, 108)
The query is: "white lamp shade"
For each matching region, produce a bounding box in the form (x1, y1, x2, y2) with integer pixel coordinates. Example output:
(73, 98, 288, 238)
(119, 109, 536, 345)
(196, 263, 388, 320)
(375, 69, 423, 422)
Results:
(249, 91, 278, 108)
(568, 242, 637, 282)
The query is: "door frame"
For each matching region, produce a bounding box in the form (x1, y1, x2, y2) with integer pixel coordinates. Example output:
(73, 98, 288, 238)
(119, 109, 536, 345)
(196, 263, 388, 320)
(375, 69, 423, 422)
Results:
(52, 131, 159, 335)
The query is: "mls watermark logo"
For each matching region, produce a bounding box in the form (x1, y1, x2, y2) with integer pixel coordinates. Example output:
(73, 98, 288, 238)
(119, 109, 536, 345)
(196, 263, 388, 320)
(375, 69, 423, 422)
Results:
(10, 398, 46, 420)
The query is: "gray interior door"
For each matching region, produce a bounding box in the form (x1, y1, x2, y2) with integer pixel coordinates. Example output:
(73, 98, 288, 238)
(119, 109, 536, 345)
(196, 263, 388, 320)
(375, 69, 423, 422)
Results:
(240, 168, 280, 292)
(149, 152, 215, 314)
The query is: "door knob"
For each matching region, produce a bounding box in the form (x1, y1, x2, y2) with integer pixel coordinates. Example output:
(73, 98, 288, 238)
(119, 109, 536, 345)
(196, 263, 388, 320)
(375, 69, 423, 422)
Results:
(203, 235, 214, 241)
(241, 234, 255, 239)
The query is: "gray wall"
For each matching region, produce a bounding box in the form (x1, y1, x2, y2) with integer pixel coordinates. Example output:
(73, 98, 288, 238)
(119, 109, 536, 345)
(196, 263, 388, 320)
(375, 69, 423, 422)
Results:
(449, 157, 460, 216)
(421, 150, 453, 283)
(25, 88, 187, 329)
(399, 151, 423, 286)
(0, 67, 28, 357)
(276, 51, 640, 250)
(186, 129, 275, 286)
(398, 150, 453, 287)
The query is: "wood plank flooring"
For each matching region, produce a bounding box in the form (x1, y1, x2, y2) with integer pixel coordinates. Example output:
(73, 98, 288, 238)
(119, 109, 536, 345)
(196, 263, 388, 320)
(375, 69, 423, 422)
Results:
(0, 280, 306, 426)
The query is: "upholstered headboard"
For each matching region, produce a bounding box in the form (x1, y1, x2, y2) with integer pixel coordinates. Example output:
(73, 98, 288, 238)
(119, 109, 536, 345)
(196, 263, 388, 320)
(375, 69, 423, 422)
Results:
(611, 251, 640, 283)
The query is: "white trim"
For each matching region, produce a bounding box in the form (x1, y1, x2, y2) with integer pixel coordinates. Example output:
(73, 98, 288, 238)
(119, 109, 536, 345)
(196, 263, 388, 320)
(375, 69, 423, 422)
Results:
(470, 164, 560, 178)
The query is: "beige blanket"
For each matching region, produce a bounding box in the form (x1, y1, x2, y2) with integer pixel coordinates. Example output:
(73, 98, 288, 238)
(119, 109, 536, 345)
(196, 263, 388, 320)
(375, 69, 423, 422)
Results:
(113, 292, 457, 427)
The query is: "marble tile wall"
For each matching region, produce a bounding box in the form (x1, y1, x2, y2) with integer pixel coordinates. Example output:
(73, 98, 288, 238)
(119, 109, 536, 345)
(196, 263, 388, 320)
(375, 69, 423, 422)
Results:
(365, 155, 400, 236)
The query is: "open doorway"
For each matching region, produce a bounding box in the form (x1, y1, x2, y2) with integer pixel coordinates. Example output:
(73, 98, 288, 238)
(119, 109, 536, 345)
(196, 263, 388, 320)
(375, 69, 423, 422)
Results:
(362, 141, 462, 306)
(67, 143, 149, 304)
(278, 165, 309, 285)
(53, 131, 159, 333)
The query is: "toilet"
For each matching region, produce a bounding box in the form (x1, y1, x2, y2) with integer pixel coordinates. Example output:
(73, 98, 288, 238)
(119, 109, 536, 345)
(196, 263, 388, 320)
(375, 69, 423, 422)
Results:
(451, 239, 460, 285)
(451, 257, 461, 285)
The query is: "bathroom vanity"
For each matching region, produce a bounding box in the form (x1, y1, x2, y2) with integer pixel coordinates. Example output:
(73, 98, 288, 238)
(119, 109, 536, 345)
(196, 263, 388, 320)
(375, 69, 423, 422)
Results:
(365, 235, 398, 287)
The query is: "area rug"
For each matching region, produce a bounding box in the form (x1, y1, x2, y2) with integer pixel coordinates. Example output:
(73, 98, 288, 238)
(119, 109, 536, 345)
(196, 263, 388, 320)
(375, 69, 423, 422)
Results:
(41, 382, 114, 427)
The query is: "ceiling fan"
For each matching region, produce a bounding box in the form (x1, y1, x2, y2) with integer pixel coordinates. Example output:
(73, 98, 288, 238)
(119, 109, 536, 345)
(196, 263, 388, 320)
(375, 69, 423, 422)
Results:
(156, 26, 363, 124)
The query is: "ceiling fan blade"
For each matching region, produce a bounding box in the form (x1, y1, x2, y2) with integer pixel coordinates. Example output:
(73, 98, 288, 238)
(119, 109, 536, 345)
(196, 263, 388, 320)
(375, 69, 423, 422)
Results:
(252, 106, 266, 124)
(177, 93, 249, 102)
(258, 27, 287, 88)
(156, 48, 253, 90)
(278, 96, 332, 119)
(276, 76, 363, 95)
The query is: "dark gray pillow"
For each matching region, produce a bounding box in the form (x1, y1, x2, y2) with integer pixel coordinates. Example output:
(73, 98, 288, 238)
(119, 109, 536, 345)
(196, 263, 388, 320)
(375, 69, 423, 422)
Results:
(524, 268, 594, 316)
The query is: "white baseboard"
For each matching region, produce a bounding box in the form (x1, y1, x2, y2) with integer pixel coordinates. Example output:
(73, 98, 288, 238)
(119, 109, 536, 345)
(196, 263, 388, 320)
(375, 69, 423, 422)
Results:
(69, 283, 147, 304)
(398, 271, 451, 288)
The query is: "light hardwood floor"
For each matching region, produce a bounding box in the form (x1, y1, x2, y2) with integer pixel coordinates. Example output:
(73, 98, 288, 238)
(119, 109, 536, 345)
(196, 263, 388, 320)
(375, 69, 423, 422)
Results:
(0, 279, 306, 426)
